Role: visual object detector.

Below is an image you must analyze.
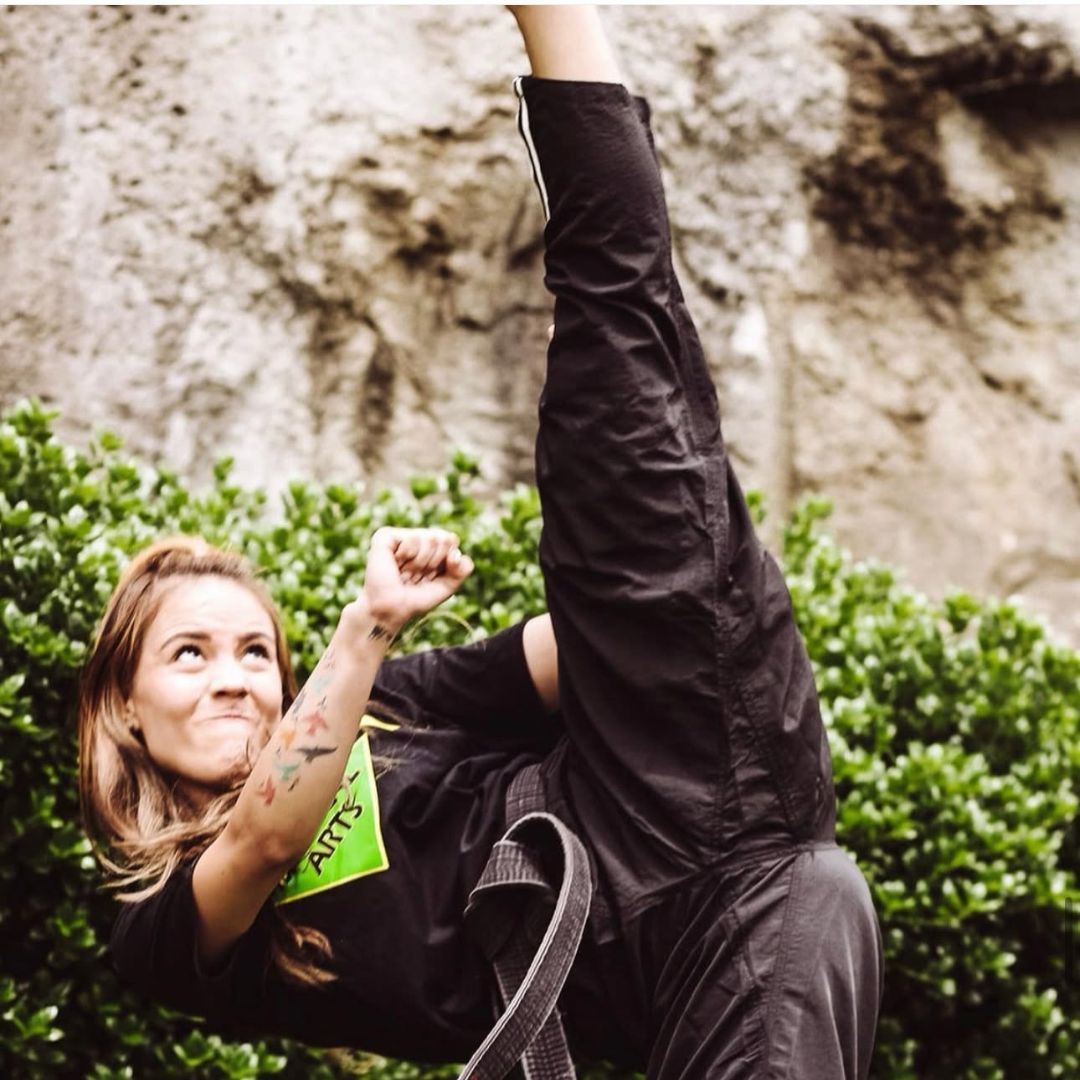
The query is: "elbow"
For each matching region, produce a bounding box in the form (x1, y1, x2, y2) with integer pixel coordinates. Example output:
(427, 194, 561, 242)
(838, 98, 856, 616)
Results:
(256, 830, 305, 875)
(523, 614, 560, 714)
(223, 812, 305, 878)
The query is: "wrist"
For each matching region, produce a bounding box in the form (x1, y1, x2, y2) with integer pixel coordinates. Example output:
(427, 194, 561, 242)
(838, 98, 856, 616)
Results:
(339, 597, 403, 652)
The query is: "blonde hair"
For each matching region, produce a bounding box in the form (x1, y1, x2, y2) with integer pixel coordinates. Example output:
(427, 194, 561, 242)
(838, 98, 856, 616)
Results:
(78, 536, 335, 986)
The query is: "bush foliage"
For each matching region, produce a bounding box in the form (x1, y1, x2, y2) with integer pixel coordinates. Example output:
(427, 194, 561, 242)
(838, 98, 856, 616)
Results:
(1, 398, 1076, 1078)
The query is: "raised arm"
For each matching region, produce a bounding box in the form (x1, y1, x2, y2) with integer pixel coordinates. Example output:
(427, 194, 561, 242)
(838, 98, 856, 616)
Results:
(373, 612, 560, 730)
(192, 528, 471, 967)
(509, 5, 621, 83)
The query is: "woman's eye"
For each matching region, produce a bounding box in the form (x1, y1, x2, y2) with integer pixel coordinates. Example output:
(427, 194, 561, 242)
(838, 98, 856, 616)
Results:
(245, 643, 271, 660)
(172, 644, 202, 661)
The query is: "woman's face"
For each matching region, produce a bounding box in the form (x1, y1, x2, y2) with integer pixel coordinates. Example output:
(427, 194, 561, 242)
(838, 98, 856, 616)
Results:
(128, 576, 283, 800)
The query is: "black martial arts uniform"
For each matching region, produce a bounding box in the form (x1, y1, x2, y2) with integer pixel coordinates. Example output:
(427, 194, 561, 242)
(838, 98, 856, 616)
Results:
(509, 75, 882, 1079)
(111, 77, 883, 1079)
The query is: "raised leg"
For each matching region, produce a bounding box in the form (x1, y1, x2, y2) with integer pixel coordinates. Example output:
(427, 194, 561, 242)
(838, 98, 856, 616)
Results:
(512, 16, 835, 916)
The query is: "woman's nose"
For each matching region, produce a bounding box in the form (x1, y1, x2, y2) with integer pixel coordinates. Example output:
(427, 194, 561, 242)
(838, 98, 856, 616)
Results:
(209, 657, 250, 696)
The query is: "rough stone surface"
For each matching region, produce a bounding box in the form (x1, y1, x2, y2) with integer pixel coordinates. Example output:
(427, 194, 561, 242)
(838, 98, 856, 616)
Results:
(2, 5, 1078, 643)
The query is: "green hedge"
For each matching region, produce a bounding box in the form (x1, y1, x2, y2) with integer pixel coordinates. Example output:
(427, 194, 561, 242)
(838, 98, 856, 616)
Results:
(1, 398, 1076, 1078)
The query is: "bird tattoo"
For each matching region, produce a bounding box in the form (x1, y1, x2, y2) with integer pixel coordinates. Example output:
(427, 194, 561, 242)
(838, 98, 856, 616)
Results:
(303, 710, 330, 736)
(274, 759, 300, 783)
(297, 744, 337, 763)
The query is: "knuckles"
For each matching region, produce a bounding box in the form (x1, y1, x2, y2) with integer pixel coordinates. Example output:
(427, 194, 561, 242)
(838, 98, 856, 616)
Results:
(369, 527, 464, 580)
(370, 526, 458, 551)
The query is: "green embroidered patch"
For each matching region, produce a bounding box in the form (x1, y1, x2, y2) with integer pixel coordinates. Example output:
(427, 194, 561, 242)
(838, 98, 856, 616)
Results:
(275, 726, 389, 906)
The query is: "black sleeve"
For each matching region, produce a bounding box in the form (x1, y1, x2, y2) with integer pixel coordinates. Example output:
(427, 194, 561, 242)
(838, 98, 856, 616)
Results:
(109, 861, 277, 1033)
(371, 619, 558, 747)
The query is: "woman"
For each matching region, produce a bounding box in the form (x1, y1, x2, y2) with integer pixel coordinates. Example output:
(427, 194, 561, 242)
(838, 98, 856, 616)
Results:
(82, 8, 883, 1078)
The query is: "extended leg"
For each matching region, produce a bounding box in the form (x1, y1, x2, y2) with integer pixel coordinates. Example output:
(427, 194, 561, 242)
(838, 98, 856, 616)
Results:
(513, 15, 835, 913)
(514, 63, 732, 882)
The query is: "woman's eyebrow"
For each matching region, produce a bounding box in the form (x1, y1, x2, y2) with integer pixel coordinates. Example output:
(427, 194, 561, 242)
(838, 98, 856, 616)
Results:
(160, 630, 212, 650)
(159, 630, 273, 650)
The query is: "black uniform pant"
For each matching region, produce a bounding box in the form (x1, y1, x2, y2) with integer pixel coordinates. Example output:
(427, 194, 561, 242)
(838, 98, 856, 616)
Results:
(514, 76, 883, 1079)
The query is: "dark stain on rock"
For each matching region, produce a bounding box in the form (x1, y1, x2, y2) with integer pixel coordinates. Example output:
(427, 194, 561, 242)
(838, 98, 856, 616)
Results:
(963, 77, 1080, 119)
(199, 106, 530, 483)
(808, 13, 1073, 288)
(398, 217, 453, 268)
(1064, 448, 1080, 503)
(354, 336, 397, 474)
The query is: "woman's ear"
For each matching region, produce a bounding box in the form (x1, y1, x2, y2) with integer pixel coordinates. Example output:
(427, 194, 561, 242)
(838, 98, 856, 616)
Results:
(123, 699, 142, 737)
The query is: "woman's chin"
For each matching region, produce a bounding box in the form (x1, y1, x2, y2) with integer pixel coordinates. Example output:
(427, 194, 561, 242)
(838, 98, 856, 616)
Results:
(176, 727, 270, 802)
(192, 745, 256, 794)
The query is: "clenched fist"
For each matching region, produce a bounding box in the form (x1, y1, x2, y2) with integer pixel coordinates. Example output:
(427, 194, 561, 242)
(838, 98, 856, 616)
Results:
(360, 527, 474, 633)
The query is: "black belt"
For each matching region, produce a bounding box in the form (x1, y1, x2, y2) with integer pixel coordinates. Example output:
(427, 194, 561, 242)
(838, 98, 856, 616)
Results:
(458, 764, 591, 1080)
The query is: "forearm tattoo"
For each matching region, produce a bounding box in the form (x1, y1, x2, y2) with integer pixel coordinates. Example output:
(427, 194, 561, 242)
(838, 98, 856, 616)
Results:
(256, 646, 348, 805)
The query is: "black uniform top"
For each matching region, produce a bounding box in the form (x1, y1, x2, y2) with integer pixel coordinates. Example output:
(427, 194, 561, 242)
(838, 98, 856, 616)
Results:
(109, 620, 560, 1062)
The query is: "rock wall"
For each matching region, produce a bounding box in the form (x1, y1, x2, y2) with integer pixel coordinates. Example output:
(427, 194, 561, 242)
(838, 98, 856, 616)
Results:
(2, 5, 1078, 643)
